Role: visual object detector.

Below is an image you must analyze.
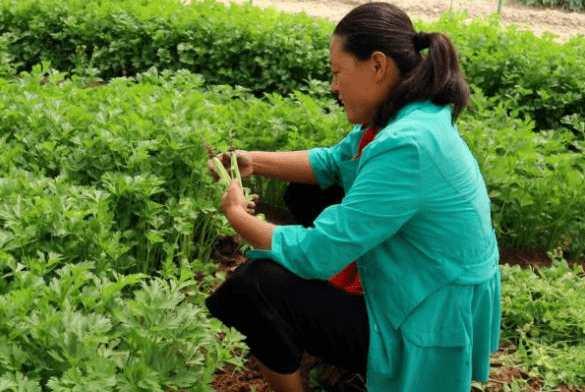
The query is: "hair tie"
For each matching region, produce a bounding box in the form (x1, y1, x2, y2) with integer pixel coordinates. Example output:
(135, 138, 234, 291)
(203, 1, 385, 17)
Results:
(413, 31, 431, 52)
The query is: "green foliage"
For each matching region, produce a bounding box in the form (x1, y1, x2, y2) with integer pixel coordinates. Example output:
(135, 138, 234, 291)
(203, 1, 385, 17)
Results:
(423, 12, 585, 135)
(0, 63, 345, 208)
(0, 33, 18, 79)
(0, 252, 246, 391)
(0, 65, 237, 273)
(2, 63, 583, 262)
(460, 87, 585, 258)
(1, 3, 585, 386)
(0, 0, 332, 95)
(514, 0, 585, 12)
(0, 171, 123, 274)
(2, 1, 584, 136)
(500, 256, 585, 388)
(0, 372, 42, 392)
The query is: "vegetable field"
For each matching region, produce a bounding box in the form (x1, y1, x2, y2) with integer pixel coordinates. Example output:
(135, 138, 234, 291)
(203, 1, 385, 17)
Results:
(0, 0, 584, 391)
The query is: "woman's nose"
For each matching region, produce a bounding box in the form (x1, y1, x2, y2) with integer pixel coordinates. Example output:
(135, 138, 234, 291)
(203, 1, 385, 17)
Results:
(331, 91, 343, 107)
(330, 80, 338, 93)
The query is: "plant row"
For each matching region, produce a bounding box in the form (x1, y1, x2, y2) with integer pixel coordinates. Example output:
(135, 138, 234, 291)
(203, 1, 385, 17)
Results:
(1, 0, 584, 135)
(0, 66, 344, 274)
(1, 66, 584, 261)
(0, 0, 331, 95)
(459, 87, 585, 259)
(500, 257, 585, 389)
(0, 244, 246, 391)
(426, 13, 585, 137)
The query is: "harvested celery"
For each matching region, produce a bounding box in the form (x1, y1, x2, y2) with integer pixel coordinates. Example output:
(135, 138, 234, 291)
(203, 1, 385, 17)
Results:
(212, 152, 252, 203)
(212, 156, 232, 189)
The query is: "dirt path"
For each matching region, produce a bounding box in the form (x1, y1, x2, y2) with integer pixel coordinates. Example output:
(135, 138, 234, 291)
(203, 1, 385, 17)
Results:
(207, 0, 585, 42)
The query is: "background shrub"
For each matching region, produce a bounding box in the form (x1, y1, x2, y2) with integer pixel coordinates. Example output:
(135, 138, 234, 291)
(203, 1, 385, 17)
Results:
(514, 0, 584, 12)
(0, 0, 332, 95)
(2, 1, 584, 137)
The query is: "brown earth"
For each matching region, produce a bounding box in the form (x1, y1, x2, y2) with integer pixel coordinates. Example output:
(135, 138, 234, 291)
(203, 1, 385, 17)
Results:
(199, 0, 585, 42)
(197, 0, 585, 390)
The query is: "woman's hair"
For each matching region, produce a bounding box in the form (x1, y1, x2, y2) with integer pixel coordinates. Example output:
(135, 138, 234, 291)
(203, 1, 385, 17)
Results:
(333, 2, 470, 129)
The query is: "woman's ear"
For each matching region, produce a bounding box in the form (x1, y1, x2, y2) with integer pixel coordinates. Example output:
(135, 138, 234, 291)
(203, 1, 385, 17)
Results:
(372, 51, 400, 86)
(371, 51, 389, 82)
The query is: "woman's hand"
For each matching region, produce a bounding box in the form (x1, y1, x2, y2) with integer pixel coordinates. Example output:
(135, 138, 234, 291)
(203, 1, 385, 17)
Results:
(220, 178, 275, 250)
(207, 150, 253, 180)
(221, 179, 258, 216)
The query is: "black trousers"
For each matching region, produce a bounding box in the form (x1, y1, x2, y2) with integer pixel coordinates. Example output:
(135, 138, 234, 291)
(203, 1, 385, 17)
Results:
(205, 184, 369, 374)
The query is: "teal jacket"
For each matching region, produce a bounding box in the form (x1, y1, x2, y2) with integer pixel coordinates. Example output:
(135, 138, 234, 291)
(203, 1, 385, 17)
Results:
(249, 101, 501, 391)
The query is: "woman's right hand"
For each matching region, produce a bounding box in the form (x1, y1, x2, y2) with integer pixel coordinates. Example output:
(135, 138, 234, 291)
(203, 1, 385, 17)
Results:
(207, 150, 253, 179)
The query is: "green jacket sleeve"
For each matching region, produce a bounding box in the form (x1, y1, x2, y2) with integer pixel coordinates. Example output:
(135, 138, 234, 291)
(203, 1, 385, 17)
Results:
(248, 132, 422, 280)
(308, 124, 362, 190)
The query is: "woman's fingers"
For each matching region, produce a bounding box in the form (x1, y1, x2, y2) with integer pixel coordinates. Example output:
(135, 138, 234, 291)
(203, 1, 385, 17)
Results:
(234, 150, 253, 177)
(207, 152, 232, 179)
(220, 179, 242, 214)
(245, 201, 256, 215)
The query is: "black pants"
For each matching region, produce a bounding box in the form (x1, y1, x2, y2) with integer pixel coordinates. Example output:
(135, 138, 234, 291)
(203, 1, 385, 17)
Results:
(205, 184, 369, 374)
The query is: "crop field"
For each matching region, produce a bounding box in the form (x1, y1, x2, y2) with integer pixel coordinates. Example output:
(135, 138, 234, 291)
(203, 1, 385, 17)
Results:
(0, 0, 584, 391)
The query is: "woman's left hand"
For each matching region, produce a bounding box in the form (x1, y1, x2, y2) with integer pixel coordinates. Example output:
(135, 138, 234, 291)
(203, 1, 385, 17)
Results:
(221, 179, 258, 216)
(219, 179, 274, 250)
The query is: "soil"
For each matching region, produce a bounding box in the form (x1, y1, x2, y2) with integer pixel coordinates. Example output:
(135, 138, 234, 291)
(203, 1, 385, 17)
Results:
(206, 0, 585, 42)
(198, 1, 585, 390)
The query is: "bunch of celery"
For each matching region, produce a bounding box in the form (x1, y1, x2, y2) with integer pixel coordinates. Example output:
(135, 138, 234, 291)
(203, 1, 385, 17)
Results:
(205, 140, 253, 204)
(211, 152, 253, 202)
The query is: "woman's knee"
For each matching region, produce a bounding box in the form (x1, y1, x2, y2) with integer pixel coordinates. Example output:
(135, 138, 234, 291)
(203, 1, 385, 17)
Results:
(230, 258, 292, 293)
(206, 259, 291, 314)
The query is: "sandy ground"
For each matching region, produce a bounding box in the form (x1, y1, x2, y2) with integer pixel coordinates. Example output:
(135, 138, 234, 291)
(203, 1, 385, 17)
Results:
(200, 0, 585, 42)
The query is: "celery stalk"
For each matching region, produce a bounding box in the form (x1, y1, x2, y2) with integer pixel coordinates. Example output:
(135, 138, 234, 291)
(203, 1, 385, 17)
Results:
(213, 152, 254, 208)
(212, 157, 232, 190)
(229, 152, 252, 202)
(230, 152, 243, 189)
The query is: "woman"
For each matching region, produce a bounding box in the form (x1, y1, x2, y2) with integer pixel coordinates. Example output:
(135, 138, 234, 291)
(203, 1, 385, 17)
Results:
(206, 2, 501, 392)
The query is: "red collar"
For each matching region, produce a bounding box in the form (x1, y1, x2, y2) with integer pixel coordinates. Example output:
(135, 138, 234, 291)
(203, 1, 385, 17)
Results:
(353, 125, 377, 159)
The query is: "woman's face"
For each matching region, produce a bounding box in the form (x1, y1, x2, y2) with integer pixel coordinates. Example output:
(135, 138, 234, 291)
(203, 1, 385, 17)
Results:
(329, 35, 400, 125)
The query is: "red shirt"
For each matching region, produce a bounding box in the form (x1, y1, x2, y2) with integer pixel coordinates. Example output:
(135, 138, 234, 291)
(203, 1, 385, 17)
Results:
(327, 125, 377, 295)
